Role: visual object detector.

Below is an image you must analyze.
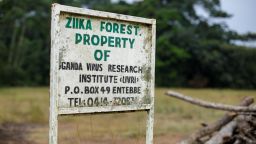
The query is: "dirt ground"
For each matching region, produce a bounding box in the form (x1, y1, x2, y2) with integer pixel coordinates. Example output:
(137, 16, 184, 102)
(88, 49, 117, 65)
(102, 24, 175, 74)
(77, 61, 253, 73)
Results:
(57, 134, 182, 144)
(2, 88, 254, 144)
(0, 122, 34, 144)
(0, 122, 182, 144)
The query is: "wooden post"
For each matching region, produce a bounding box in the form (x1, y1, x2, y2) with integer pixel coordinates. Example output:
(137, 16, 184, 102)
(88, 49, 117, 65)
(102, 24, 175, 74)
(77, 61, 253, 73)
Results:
(49, 4, 60, 144)
(146, 108, 154, 144)
(146, 19, 156, 144)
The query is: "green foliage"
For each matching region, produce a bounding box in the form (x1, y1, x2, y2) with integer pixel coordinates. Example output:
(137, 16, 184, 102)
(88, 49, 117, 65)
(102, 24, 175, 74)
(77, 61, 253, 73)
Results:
(0, 0, 51, 86)
(0, 0, 255, 88)
(93, 0, 256, 88)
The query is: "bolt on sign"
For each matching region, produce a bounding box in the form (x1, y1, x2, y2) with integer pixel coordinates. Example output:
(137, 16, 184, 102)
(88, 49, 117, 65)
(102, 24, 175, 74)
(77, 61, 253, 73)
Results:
(50, 3, 156, 144)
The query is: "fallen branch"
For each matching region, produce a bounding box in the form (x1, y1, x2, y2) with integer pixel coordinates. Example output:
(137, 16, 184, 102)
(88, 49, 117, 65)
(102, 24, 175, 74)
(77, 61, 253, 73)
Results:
(178, 97, 254, 144)
(166, 91, 256, 113)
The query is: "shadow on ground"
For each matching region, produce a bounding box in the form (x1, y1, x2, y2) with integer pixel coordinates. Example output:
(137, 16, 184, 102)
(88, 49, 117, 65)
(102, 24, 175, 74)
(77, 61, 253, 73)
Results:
(0, 122, 34, 144)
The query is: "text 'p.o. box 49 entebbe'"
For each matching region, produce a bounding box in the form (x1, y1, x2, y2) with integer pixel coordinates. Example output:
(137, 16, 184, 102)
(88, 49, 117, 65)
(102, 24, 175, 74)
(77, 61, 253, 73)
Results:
(50, 3, 155, 144)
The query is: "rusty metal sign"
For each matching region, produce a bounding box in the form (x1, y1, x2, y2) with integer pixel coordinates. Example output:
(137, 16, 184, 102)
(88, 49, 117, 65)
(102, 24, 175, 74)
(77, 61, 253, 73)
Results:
(50, 3, 155, 144)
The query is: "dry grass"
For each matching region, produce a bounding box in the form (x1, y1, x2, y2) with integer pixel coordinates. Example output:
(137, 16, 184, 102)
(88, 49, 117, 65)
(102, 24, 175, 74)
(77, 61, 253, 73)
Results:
(0, 87, 255, 143)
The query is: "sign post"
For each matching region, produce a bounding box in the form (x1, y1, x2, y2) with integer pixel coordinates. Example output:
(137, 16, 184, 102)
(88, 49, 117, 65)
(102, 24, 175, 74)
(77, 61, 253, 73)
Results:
(50, 3, 156, 144)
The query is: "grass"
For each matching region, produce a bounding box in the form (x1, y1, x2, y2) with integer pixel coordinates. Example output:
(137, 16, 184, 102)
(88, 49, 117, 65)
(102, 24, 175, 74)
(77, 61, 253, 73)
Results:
(0, 87, 255, 143)
(0, 87, 48, 124)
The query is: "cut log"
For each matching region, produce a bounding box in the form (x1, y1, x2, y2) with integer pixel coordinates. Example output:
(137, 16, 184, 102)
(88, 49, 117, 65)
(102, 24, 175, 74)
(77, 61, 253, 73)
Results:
(236, 134, 256, 144)
(178, 97, 254, 144)
(234, 139, 242, 144)
(206, 120, 237, 144)
(206, 113, 256, 144)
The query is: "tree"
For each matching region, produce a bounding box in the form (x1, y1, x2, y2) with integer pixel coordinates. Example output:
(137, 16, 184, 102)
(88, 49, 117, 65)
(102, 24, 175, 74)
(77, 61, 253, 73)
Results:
(0, 0, 51, 85)
(92, 0, 256, 88)
(0, 0, 255, 88)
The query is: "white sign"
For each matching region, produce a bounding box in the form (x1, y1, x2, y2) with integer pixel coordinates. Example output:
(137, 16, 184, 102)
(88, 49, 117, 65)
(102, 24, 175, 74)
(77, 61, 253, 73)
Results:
(50, 3, 155, 144)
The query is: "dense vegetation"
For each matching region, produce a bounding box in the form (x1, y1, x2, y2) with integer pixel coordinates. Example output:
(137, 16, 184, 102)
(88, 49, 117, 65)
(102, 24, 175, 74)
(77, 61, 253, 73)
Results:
(0, 0, 255, 88)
